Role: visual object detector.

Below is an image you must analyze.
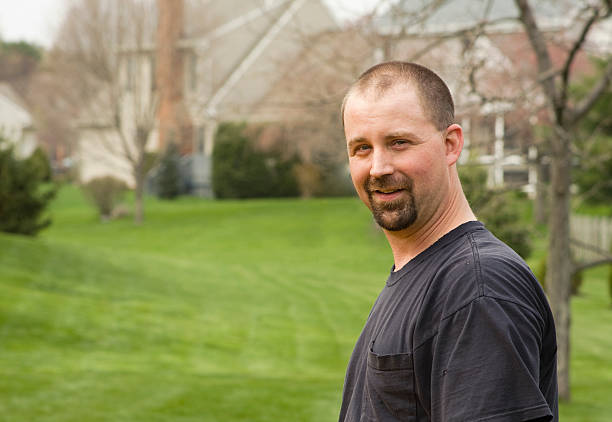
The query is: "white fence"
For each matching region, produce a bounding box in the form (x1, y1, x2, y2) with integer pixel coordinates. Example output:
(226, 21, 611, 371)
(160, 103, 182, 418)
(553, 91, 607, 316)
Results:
(570, 214, 612, 263)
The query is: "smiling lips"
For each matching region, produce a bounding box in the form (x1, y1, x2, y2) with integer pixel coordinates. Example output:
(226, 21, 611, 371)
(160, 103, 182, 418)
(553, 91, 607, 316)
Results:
(366, 174, 413, 203)
(372, 188, 405, 201)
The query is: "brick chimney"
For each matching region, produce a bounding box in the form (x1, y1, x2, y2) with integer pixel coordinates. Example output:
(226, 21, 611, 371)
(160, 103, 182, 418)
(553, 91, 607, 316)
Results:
(156, 0, 189, 152)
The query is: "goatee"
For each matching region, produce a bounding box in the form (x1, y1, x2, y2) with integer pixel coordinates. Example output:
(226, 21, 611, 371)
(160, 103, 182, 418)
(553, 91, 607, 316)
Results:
(366, 174, 417, 231)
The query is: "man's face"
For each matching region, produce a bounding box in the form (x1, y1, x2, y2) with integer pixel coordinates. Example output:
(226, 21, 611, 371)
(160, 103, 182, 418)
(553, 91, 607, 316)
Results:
(344, 84, 450, 232)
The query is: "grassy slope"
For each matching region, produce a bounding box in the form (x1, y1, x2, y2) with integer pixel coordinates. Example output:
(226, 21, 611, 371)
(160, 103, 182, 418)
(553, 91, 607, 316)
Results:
(1, 187, 610, 421)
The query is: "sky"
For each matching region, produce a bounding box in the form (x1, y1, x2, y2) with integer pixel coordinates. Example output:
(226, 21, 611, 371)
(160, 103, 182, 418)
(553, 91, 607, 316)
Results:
(0, 0, 69, 47)
(0, 0, 382, 48)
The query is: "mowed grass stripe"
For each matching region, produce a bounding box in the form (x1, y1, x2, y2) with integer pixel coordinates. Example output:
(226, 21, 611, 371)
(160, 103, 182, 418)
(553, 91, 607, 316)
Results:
(0, 187, 390, 420)
(2, 186, 610, 421)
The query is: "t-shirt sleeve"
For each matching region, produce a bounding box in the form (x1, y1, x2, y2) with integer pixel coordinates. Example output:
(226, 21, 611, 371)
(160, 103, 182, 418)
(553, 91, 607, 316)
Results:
(429, 296, 553, 422)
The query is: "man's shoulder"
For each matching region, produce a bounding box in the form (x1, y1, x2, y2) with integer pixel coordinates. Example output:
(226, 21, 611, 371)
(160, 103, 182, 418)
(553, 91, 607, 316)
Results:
(469, 227, 547, 311)
(414, 225, 549, 343)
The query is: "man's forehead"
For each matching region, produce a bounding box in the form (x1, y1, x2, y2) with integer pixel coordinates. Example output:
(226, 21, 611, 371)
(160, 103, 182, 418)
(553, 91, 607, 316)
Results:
(345, 82, 421, 115)
(349, 81, 419, 105)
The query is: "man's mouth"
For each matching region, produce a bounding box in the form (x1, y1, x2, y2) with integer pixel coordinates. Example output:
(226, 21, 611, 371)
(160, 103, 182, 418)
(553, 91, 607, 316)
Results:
(371, 188, 405, 200)
(375, 188, 402, 194)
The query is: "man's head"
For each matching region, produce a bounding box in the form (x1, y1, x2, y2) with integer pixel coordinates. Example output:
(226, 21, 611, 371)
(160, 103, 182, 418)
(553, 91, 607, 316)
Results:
(342, 61, 464, 233)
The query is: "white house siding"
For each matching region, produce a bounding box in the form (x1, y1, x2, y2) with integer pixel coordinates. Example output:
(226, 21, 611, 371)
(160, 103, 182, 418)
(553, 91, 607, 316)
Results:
(0, 84, 37, 158)
(75, 0, 337, 194)
(77, 127, 136, 187)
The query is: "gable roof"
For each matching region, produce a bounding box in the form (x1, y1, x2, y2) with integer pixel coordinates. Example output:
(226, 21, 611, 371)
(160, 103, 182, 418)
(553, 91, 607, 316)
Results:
(181, 0, 338, 121)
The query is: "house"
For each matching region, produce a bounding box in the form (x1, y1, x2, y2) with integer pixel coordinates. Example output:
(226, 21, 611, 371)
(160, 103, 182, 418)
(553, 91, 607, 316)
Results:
(0, 82, 37, 158)
(75, 0, 338, 195)
(367, 0, 604, 194)
(75, 0, 607, 197)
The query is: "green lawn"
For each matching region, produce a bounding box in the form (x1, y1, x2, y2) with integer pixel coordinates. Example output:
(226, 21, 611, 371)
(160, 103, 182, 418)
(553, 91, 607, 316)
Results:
(0, 186, 610, 421)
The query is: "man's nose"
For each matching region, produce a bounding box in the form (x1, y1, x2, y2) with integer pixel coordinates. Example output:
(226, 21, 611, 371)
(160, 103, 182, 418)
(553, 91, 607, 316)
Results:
(370, 149, 394, 177)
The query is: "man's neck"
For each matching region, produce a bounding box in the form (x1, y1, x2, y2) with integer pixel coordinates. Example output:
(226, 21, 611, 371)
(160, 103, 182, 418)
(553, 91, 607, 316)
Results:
(385, 188, 476, 272)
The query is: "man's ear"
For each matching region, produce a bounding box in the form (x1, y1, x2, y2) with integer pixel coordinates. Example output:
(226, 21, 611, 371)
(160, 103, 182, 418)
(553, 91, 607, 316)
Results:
(444, 124, 464, 166)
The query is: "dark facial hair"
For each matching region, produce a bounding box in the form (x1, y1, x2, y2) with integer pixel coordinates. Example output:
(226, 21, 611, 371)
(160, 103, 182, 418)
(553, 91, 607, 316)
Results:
(365, 173, 417, 231)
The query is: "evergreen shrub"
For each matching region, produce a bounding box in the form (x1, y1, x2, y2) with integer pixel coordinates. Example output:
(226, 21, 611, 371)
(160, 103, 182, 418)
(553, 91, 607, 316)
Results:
(28, 146, 53, 182)
(212, 122, 300, 199)
(0, 137, 56, 235)
(156, 142, 180, 199)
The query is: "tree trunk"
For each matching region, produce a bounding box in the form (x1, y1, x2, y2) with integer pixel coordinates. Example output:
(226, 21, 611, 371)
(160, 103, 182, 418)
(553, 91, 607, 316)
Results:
(134, 174, 144, 224)
(534, 160, 548, 225)
(133, 154, 145, 224)
(546, 125, 572, 401)
(133, 128, 149, 225)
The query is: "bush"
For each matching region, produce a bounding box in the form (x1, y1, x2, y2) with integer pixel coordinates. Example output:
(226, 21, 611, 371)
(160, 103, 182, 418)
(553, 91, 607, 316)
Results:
(212, 122, 300, 199)
(307, 149, 354, 198)
(609, 264, 612, 308)
(534, 254, 584, 295)
(156, 142, 180, 199)
(609, 242, 612, 308)
(460, 162, 532, 259)
(0, 137, 56, 235)
(82, 176, 128, 220)
(28, 146, 53, 182)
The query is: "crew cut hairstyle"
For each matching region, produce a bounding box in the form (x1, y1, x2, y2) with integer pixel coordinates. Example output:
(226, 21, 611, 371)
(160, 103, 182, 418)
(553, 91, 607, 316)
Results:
(341, 61, 455, 131)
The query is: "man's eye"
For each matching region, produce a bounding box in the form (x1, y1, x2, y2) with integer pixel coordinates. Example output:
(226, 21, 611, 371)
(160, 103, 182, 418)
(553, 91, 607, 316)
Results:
(392, 139, 409, 147)
(354, 145, 371, 154)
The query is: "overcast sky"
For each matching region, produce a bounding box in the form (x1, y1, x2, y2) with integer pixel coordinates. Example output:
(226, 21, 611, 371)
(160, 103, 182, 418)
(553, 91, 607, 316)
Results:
(0, 0, 382, 48)
(0, 0, 69, 47)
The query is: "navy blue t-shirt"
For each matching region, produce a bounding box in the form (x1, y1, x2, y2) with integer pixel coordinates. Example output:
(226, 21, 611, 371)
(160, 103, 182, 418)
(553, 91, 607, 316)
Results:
(339, 221, 558, 422)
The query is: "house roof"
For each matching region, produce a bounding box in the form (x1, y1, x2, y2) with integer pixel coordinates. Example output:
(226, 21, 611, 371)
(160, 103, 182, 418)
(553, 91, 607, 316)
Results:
(377, 0, 576, 35)
(255, 9, 600, 127)
(0, 82, 30, 114)
(77, 0, 338, 128)
(182, 0, 338, 121)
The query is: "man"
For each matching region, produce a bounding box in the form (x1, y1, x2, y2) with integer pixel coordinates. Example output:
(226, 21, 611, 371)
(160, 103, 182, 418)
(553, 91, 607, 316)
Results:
(339, 61, 558, 422)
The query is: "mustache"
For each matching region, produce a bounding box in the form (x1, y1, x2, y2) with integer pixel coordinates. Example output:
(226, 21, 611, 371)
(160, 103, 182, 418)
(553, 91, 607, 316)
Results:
(365, 174, 413, 193)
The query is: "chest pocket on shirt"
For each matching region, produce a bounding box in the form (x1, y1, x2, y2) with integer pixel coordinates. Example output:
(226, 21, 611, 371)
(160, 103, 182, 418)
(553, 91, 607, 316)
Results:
(364, 350, 416, 421)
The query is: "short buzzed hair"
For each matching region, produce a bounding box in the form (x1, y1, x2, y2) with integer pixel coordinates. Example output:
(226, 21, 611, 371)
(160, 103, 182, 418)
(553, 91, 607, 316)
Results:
(341, 61, 455, 131)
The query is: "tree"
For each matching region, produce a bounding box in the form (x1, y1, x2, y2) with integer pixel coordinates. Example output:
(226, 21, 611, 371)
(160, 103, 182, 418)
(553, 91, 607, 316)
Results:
(0, 39, 42, 96)
(50, 0, 158, 224)
(0, 137, 56, 235)
(513, 0, 612, 400)
(573, 62, 612, 205)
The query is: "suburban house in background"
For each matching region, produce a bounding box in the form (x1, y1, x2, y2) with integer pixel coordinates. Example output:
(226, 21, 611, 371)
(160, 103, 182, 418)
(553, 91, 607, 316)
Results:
(75, 0, 338, 196)
(74, 0, 611, 197)
(0, 82, 37, 158)
(371, 0, 610, 195)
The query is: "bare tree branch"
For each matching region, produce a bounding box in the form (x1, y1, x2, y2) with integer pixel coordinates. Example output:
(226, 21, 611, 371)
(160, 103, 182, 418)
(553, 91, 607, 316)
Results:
(571, 237, 612, 258)
(559, 6, 601, 109)
(573, 257, 612, 274)
(514, 0, 560, 116)
(568, 58, 612, 126)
